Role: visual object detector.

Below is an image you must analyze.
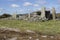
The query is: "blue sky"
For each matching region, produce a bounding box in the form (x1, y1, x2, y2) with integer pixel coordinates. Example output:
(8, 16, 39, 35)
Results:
(0, 0, 60, 14)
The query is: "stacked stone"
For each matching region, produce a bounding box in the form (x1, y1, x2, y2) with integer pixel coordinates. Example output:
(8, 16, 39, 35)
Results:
(52, 7, 56, 20)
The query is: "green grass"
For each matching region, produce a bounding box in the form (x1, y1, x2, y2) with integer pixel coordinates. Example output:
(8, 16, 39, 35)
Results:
(0, 20, 60, 35)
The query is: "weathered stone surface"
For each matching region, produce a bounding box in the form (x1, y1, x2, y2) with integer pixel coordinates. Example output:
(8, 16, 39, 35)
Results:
(28, 13, 30, 19)
(6, 37, 17, 40)
(26, 30, 35, 33)
(0, 27, 20, 32)
(41, 7, 46, 21)
(52, 7, 56, 20)
(0, 27, 60, 40)
(12, 13, 17, 19)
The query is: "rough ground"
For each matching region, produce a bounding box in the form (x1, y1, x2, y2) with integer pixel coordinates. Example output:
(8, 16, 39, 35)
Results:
(0, 27, 60, 40)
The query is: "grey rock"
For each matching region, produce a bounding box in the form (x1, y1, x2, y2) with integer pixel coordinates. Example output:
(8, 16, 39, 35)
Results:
(7, 37, 17, 40)
(26, 30, 35, 33)
(0, 27, 20, 32)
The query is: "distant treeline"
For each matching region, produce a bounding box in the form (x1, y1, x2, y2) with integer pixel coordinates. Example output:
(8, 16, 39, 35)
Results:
(0, 13, 11, 19)
(0, 13, 60, 19)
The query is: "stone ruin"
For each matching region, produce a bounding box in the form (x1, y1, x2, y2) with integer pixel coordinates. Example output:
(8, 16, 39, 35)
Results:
(13, 7, 56, 21)
(0, 7, 56, 21)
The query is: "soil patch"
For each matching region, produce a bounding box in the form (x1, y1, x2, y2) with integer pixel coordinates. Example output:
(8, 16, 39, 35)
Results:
(0, 27, 60, 40)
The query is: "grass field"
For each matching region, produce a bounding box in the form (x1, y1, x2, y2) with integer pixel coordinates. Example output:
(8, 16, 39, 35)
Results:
(0, 20, 60, 35)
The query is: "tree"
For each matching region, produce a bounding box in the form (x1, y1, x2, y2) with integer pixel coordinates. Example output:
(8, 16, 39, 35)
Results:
(0, 13, 11, 18)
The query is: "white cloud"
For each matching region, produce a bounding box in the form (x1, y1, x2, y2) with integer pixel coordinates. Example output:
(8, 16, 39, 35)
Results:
(33, 4, 39, 7)
(27, 9, 31, 11)
(35, 0, 47, 5)
(23, 2, 32, 6)
(0, 8, 3, 12)
(19, 10, 23, 12)
(11, 4, 20, 8)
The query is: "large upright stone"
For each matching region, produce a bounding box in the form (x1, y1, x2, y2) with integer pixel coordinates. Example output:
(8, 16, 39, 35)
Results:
(41, 7, 46, 20)
(52, 7, 56, 20)
(28, 13, 30, 19)
(12, 13, 17, 19)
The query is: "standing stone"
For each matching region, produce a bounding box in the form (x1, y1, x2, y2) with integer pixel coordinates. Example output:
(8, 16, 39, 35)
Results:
(12, 13, 17, 19)
(41, 7, 46, 20)
(52, 7, 56, 20)
(28, 13, 30, 19)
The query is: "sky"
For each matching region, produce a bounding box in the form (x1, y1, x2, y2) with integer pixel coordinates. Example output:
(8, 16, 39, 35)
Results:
(0, 0, 60, 14)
